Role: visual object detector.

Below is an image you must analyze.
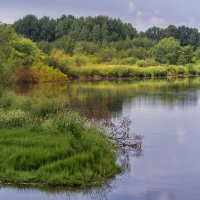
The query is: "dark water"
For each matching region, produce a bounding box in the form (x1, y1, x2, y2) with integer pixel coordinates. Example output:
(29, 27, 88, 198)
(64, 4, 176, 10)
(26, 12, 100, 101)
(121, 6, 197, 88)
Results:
(1, 78, 200, 200)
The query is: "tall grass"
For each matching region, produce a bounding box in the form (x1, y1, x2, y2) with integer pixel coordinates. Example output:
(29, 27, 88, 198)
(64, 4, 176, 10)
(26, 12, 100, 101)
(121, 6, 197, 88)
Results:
(69, 64, 200, 79)
(0, 128, 119, 187)
(0, 92, 120, 187)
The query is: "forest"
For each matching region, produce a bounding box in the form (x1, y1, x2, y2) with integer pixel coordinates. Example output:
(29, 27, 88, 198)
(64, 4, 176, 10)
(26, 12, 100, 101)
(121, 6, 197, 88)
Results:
(2, 14, 200, 83)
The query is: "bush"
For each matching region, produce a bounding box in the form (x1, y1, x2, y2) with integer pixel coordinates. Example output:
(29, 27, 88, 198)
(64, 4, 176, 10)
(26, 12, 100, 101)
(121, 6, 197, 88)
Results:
(118, 57, 136, 65)
(42, 112, 83, 139)
(0, 109, 29, 128)
(13, 63, 67, 83)
(136, 60, 148, 67)
(145, 58, 159, 66)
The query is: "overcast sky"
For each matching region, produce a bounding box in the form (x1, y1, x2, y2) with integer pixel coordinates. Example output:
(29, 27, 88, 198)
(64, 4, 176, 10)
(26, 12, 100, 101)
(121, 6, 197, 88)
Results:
(0, 0, 199, 31)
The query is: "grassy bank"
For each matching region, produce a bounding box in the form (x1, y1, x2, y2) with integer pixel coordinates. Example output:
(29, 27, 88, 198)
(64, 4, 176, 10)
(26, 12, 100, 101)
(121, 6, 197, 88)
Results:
(0, 92, 120, 187)
(0, 127, 119, 187)
(68, 64, 200, 80)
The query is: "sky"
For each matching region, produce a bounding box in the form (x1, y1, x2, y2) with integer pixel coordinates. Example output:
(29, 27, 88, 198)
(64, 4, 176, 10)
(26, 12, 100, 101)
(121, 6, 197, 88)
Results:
(0, 0, 200, 31)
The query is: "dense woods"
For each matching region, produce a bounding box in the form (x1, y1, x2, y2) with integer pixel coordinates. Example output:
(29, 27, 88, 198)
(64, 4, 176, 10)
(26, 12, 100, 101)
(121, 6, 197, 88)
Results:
(1, 14, 200, 83)
(13, 14, 200, 48)
(13, 15, 200, 65)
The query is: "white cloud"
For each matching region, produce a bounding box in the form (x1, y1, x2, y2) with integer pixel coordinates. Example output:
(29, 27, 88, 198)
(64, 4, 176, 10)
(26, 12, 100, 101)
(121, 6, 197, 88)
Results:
(128, 1, 136, 13)
(176, 128, 187, 144)
(127, 1, 165, 30)
(149, 17, 165, 26)
(3, 17, 15, 24)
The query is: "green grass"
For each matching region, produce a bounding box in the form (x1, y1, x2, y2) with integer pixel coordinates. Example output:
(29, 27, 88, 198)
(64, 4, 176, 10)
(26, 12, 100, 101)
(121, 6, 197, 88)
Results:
(69, 64, 200, 79)
(0, 128, 120, 187)
(0, 91, 120, 187)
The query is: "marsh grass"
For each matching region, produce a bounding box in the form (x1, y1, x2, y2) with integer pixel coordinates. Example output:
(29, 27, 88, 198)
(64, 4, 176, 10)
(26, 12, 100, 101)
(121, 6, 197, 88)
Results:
(0, 128, 120, 187)
(0, 92, 121, 187)
(70, 64, 200, 79)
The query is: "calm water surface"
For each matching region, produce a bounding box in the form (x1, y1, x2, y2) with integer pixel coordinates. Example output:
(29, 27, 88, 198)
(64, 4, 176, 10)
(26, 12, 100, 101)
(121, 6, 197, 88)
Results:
(1, 78, 200, 200)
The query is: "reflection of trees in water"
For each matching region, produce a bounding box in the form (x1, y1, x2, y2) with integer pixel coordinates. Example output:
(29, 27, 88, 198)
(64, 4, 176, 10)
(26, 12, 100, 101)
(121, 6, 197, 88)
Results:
(67, 88, 124, 119)
(66, 79, 200, 118)
(75, 97, 110, 119)
(11, 78, 200, 119)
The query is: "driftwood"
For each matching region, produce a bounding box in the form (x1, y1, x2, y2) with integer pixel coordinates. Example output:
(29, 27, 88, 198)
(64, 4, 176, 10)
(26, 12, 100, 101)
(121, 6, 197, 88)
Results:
(100, 117, 143, 152)
(86, 116, 143, 171)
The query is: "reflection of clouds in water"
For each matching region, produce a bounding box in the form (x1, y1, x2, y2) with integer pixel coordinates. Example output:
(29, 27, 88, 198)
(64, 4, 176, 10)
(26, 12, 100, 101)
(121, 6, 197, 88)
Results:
(176, 128, 187, 144)
(146, 190, 175, 200)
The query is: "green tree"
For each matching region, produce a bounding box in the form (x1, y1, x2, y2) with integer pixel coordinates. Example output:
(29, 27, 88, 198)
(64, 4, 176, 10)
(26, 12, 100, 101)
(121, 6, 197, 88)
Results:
(175, 26, 192, 46)
(12, 38, 47, 66)
(188, 29, 199, 49)
(79, 26, 90, 41)
(164, 25, 177, 38)
(91, 25, 101, 42)
(53, 36, 75, 54)
(178, 46, 193, 65)
(13, 15, 40, 41)
(0, 24, 16, 82)
(101, 22, 109, 43)
(55, 15, 75, 39)
(39, 16, 56, 42)
(74, 41, 99, 55)
(151, 37, 181, 64)
(98, 47, 117, 62)
(145, 26, 164, 40)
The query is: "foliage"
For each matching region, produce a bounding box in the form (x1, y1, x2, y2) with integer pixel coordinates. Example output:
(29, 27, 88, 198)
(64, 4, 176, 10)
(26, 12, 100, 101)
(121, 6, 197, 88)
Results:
(0, 127, 120, 187)
(74, 41, 100, 55)
(0, 109, 29, 128)
(13, 15, 138, 43)
(12, 37, 48, 66)
(0, 90, 123, 186)
(2, 14, 200, 82)
(151, 38, 181, 64)
(0, 24, 16, 83)
(136, 60, 148, 67)
(13, 63, 67, 83)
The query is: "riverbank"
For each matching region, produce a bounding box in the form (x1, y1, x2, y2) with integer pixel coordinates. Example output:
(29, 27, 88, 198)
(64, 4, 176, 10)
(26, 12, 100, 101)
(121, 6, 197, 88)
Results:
(68, 64, 200, 80)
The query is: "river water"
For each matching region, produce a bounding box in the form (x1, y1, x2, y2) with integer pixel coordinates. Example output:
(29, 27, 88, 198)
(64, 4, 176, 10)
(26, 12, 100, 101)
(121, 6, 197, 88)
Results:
(1, 78, 200, 200)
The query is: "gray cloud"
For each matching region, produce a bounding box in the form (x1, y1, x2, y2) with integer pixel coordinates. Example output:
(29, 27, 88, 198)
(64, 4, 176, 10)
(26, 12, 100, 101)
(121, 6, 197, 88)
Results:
(0, 0, 200, 31)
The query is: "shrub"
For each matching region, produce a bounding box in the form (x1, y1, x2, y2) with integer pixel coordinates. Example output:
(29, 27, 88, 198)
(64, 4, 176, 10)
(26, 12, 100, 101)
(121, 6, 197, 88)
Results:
(42, 112, 83, 139)
(136, 60, 148, 67)
(13, 63, 67, 83)
(122, 57, 136, 65)
(0, 109, 29, 128)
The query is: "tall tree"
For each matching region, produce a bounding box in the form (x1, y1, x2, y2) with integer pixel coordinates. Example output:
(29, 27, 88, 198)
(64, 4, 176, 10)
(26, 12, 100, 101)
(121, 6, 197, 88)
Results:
(151, 37, 181, 64)
(0, 24, 16, 82)
(39, 16, 56, 42)
(101, 22, 109, 43)
(13, 15, 40, 41)
(164, 25, 177, 38)
(145, 26, 164, 40)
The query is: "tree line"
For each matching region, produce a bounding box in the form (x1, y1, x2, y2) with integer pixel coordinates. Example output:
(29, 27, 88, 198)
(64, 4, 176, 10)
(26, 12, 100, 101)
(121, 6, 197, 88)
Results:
(13, 15, 137, 43)
(13, 14, 200, 49)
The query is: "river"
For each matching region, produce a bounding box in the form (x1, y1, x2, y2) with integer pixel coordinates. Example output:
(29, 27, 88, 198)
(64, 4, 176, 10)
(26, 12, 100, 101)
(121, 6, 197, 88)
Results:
(1, 78, 200, 200)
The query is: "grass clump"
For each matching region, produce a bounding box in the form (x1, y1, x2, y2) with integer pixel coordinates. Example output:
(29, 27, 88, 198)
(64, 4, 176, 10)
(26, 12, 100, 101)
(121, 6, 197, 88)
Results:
(0, 93, 120, 187)
(0, 109, 30, 128)
(0, 127, 119, 187)
(70, 64, 200, 79)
